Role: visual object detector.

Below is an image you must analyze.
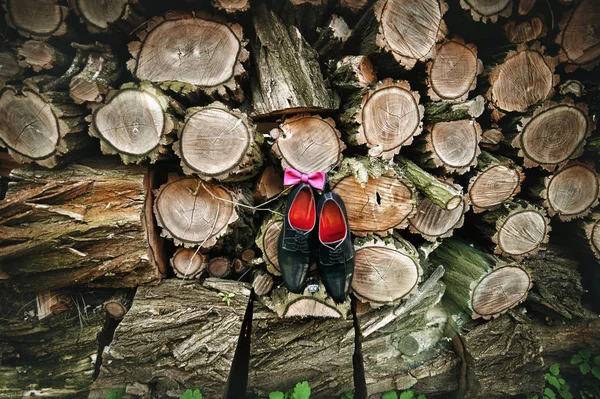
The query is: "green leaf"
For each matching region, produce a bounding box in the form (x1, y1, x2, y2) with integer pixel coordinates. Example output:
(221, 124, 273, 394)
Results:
(399, 390, 413, 399)
(106, 388, 126, 399)
(580, 350, 591, 361)
(592, 365, 600, 380)
(571, 355, 583, 365)
(544, 387, 556, 399)
(180, 390, 193, 399)
(292, 381, 311, 399)
(594, 355, 600, 366)
(381, 391, 398, 399)
(416, 395, 426, 399)
(560, 390, 573, 399)
(192, 389, 202, 399)
(340, 390, 354, 399)
(580, 362, 592, 375)
(549, 364, 560, 376)
(546, 375, 560, 390)
(270, 392, 285, 399)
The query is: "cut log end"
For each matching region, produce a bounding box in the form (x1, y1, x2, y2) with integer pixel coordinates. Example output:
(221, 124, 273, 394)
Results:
(211, 0, 251, 13)
(267, 284, 351, 318)
(423, 119, 482, 174)
(557, 0, 600, 71)
(494, 206, 550, 258)
(469, 165, 523, 212)
(471, 265, 532, 319)
(504, 17, 547, 44)
(256, 214, 283, 276)
(253, 271, 274, 296)
(254, 166, 284, 203)
(459, 0, 512, 23)
(543, 163, 600, 221)
(170, 248, 207, 279)
(409, 190, 467, 241)
(207, 257, 233, 278)
(4, 0, 68, 39)
(73, 0, 129, 30)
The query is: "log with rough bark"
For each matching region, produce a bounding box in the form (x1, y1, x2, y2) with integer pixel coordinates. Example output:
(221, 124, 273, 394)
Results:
(425, 37, 482, 102)
(409, 187, 468, 241)
(251, 4, 339, 117)
(212, 0, 250, 13)
(0, 159, 162, 292)
(69, 43, 121, 104)
(423, 95, 485, 124)
(530, 162, 600, 221)
(0, 51, 21, 90)
(270, 114, 345, 173)
(474, 199, 550, 259)
(175, 102, 263, 181)
(170, 247, 207, 279)
(467, 151, 524, 213)
(329, 157, 416, 236)
(255, 212, 283, 276)
(486, 42, 559, 115)
(430, 238, 532, 320)
(352, 0, 448, 70)
(127, 11, 249, 100)
(509, 100, 594, 171)
(413, 119, 482, 175)
(17, 40, 71, 72)
(351, 235, 421, 306)
(2, 0, 69, 39)
(504, 16, 547, 44)
(265, 282, 351, 318)
(556, 0, 600, 71)
(0, 84, 89, 167)
(459, 0, 512, 23)
(89, 82, 177, 164)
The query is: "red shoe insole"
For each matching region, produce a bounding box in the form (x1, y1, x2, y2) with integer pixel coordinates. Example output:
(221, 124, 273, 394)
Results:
(319, 201, 346, 243)
(289, 188, 316, 231)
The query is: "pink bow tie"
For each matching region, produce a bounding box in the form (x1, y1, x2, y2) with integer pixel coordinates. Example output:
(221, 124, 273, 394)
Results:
(283, 168, 326, 190)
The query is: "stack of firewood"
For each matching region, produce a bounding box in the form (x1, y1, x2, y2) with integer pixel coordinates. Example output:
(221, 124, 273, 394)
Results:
(0, 0, 599, 398)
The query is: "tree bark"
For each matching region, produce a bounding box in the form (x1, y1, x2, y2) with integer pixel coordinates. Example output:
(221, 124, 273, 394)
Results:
(556, 0, 600, 71)
(3, 0, 68, 39)
(423, 95, 485, 124)
(0, 158, 162, 292)
(313, 14, 352, 62)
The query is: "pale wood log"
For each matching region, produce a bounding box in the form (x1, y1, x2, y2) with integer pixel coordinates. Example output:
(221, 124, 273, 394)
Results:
(170, 247, 207, 279)
(153, 177, 241, 249)
(510, 99, 594, 171)
(423, 95, 485, 124)
(212, 0, 250, 13)
(69, 44, 121, 104)
(252, 269, 274, 296)
(459, 0, 512, 23)
(329, 157, 416, 236)
(530, 161, 600, 221)
(352, 0, 448, 70)
(348, 79, 424, 159)
(430, 238, 532, 320)
(2, 0, 68, 39)
(415, 119, 482, 175)
(486, 42, 559, 114)
(207, 257, 233, 278)
(479, 128, 504, 151)
(127, 11, 249, 101)
(556, 0, 600, 71)
(175, 102, 263, 182)
(264, 281, 351, 318)
(0, 84, 89, 168)
(467, 150, 524, 213)
(351, 234, 421, 306)
(409, 188, 468, 241)
(425, 37, 483, 102)
(104, 290, 135, 320)
(250, 4, 339, 117)
(253, 165, 284, 204)
(0, 159, 162, 292)
(71, 0, 137, 32)
(504, 16, 547, 43)
(271, 114, 345, 173)
(17, 40, 70, 72)
(475, 199, 550, 259)
(255, 212, 283, 276)
(314, 14, 352, 62)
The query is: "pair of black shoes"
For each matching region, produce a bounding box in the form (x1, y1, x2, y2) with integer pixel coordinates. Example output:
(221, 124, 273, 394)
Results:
(278, 182, 355, 303)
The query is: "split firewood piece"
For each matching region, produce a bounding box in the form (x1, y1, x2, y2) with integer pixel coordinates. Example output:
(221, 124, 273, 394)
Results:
(3, 0, 68, 39)
(415, 119, 482, 175)
(104, 290, 135, 320)
(572, 212, 600, 260)
(486, 42, 559, 114)
(459, 0, 512, 23)
(170, 247, 207, 279)
(353, 0, 448, 70)
(329, 157, 416, 236)
(408, 184, 468, 242)
(314, 14, 352, 62)
(423, 95, 485, 124)
(352, 235, 421, 306)
(128, 11, 249, 101)
(480, 128, 504, 151)
(475, 199, 550, 259)
(175, 102, 263, 182)
(153, 177, 240, 249)
(348, 79, 424, 159)
(254, 166, 284, 204)
(212, 0, 251, 13)
(271, 114, 344, 174)
(0, 51, 21, 89)
(71, 0, 138, 33)
(556, 0, 600, 71)
(395, 156, 464, 210)
(255, 212, 283, 276)
(0, 159, 162, 292)
(251, 4, 339, 117)
(207, 257, 233, 278)
(69, 43, 121, 104)
(253, 270, 274, 296)
(0, 84, 89, 168)
(504, 16, 547, 44)
(430, 238, 532, 320)
(530, 162, 600, 221)
(467, 151, 524, 213)
(425, 37, 483, 102)
(89, 82, 177, 164)
(510, 100, 594, 171)
(17, 41, 70, 72)
(265, 282, 351, 318)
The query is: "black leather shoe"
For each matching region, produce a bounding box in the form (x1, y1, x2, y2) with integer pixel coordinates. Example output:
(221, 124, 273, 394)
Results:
(316, 192, 354, 303)
(278, 183, 317, 293)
